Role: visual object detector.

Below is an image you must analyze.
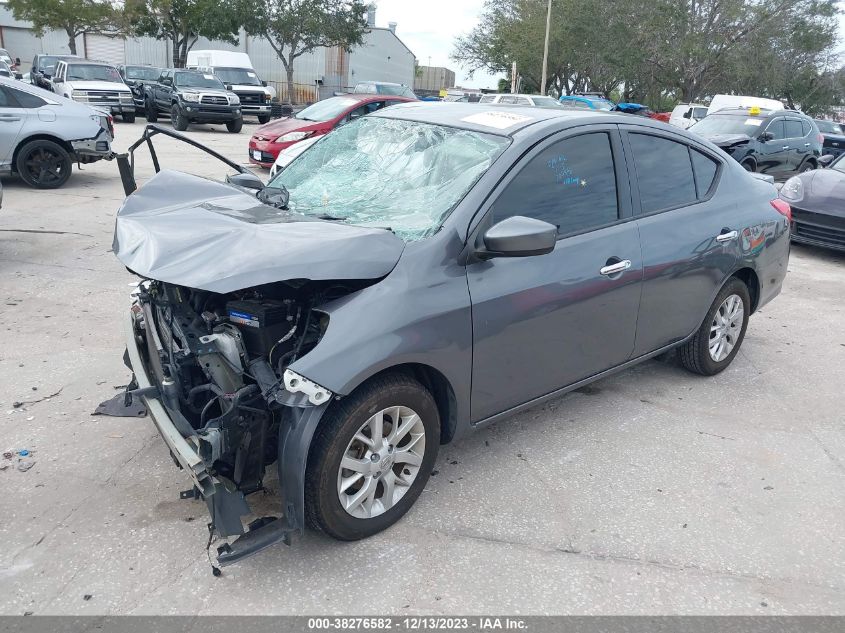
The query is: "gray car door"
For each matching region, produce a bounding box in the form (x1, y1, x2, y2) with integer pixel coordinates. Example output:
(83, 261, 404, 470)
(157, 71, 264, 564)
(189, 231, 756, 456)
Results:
(0, 85, 25, 168)
(621, 127, 738, 355)
(466, 126, 643, 422)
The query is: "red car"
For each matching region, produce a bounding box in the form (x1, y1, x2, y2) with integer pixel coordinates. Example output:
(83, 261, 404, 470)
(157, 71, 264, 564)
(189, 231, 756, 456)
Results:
(248, 94, 414, 168)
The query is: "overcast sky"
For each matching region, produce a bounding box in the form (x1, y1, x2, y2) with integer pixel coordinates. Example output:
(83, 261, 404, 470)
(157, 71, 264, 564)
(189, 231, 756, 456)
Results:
(374, 0, 500, 89)
(375, 0, 845, 91)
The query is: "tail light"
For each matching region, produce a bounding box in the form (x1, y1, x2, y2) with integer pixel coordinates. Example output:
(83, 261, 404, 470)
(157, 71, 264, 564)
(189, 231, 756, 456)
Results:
(818, 133, 824, 144)
(107, 114, 114, 138)
(771, 198, 792, 222)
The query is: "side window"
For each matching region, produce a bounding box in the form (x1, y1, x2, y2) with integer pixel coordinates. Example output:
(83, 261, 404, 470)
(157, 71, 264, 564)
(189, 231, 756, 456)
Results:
(766, 119, 785, 140)
(800, 120, 812, 137)
(693, 108, 708, 119)
(784, 119, 803, 139)
(690, 149, 719, 198)
(0, 86, 16, 108)
(8, 87, 46, 108)
(479, 95, 495, 103)
(629, 133, 697, 213)
(513, 97, 531, 105)
(490, 132, 619, 237)
(498, 96, 516, 104)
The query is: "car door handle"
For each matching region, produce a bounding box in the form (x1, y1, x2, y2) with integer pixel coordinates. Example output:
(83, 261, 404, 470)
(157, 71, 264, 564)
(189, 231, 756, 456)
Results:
(804, 142, 810, 147)
(599, 260, 632, 276)
(716, 230, 738, 242)
(782, 145, 790, 150)
(0, 115, 20, 122)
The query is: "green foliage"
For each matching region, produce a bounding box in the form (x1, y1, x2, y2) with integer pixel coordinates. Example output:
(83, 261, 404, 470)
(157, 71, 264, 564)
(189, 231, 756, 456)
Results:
(125, 0, 241, 67)
(241, 0, 368, 103)
(7, 0, 117, 54)
(452, 0, 843, 111)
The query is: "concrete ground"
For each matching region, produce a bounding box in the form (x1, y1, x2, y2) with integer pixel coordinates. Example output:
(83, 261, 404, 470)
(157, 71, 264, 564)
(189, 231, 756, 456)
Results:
(0, 120, 843, 616)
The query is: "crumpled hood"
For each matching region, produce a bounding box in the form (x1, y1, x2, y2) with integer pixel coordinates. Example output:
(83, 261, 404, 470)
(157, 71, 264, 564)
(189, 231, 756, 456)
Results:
(804, 169, 845, 216)
(704, 133, 752, 147)
(113, 170, 405, 293)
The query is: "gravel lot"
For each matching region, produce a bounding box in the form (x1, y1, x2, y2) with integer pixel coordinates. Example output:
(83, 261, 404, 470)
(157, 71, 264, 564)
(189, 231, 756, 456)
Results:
(0, 120, 843, 615)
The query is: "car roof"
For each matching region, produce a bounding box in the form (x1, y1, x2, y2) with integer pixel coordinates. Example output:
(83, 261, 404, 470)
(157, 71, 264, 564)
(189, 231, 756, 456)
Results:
(372, 102, 621, 136)
(62, 60, 116, 66)
(339, 93, 414, 104)
(356, 80, 403, 86)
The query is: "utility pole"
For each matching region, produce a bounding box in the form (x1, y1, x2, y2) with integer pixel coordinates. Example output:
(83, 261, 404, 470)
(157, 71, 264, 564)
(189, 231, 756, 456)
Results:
(511, 60, 517, 94)
(541, 0, 552, 95)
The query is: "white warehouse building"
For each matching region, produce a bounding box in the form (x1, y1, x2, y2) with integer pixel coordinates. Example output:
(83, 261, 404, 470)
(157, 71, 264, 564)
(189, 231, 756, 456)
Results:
(0, 3, 416, 103)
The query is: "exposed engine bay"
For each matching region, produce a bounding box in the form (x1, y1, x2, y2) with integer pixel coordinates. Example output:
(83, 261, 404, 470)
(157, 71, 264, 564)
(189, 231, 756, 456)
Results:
(131, 278, 369, 494)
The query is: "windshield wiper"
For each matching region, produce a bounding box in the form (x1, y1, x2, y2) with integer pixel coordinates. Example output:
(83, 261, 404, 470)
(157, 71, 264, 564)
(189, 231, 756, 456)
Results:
(315, 214, 347, 221)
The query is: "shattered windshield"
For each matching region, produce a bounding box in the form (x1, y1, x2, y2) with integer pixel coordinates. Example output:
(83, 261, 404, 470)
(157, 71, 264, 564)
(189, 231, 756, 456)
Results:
(269, 116, 510, 240)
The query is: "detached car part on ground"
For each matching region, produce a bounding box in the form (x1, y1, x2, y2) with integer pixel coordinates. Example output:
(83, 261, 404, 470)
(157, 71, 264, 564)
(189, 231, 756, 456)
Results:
(115, 108, 789, 567)
(0, 77, 113, 188)
(780, 153, 845, 252)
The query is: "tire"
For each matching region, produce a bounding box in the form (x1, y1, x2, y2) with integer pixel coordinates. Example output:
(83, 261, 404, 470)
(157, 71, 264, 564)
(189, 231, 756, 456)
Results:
(15, 139, 73, 189)
(226, 117, 243, 133)
(171, 105, 189, 131)
(740, 159, 755, 172)
(679, 277, 751, 376)
(122, 111, 136, 123)
(258, 114, 271, 124)
(798, 160, 815, 173)
(305, 372, 440, 540)
(145, 98, 157, 122)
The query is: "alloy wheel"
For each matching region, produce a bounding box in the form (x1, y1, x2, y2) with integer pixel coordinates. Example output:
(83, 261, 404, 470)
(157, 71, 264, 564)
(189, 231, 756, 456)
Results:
(23, 147, 66, 186)
(336, 405, 426, 519)
(709, 293, 744, 362)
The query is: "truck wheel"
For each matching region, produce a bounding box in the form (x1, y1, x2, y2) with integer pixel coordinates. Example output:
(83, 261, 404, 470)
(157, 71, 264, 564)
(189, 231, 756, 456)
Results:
(171, 105, 189, 131)
(145, 98, 157, 122)
(15, 139, 73, 189)
(122, 111, 136, 123)
(226, 117, 243, 133)
(258, 114, 271, 124)
(304, 372, 440, 541)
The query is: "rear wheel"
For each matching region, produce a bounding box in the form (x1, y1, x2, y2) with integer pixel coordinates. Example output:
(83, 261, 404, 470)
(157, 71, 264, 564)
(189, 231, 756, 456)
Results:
(679, 277, 750, 376)
(226, 117, 243, 133)
(122, 111, 136, 123)
(798, 160, 815, 173)
(171, 105, 189, 131)
(305, 372, 440, 540)
(740, 159, 755, 172)
(15, 139, 72, 189)
(145, 98, 157, 122)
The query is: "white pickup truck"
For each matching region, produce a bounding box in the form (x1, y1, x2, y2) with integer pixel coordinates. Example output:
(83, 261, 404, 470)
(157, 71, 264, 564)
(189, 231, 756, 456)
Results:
(51, 60, 135, 122)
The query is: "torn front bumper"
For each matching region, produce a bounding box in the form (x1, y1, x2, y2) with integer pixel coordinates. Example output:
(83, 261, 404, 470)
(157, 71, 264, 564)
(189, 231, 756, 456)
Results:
(122, 289, 333, 565)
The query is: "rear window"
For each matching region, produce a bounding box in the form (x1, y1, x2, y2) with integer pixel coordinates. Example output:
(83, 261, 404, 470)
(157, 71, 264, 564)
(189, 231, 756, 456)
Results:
(629, 133, 697, 213)
(690, 150, 719, 197)
(815, 120, 843, 134)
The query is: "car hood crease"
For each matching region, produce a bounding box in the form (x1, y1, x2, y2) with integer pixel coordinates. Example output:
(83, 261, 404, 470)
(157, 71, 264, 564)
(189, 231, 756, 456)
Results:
(113, 170, 405, 293)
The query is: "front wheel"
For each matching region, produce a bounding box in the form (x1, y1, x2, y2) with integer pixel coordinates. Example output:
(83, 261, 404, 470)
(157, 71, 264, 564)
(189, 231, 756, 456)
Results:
(15, 139, 72, 189)
(145, 98, 157, 122)
(171, 105, 189, 131)
(679, 277, 750, 376)
(226, 117, 243, 133)
(305, 373, 440, 540)
(122, 111, 136, 123)
(258, 114, 271, 124)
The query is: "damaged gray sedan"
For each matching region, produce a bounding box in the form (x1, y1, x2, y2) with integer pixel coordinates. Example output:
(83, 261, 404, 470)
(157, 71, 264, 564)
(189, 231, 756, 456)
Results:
(115, 104, 789, 566)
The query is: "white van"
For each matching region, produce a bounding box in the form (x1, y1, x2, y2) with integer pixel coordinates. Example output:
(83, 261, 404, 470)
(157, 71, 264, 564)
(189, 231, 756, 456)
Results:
(669, 103, 708, 129)
(708, 94, 783, 114)
(186, 50, 275, 122)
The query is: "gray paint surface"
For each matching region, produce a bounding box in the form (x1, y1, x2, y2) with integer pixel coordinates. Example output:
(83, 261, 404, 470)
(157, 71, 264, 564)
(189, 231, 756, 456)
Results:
(0, 122, 842, 614)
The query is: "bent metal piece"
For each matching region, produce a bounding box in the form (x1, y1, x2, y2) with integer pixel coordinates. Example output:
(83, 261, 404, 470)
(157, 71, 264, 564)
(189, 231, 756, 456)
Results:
(115, 124, 253, 196)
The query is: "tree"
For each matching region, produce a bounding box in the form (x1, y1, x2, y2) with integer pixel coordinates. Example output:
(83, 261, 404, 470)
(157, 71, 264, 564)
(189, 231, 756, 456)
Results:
(7, 0, 116, 55)
(241, 0, 368, 104)
(125, 0, 241, 67)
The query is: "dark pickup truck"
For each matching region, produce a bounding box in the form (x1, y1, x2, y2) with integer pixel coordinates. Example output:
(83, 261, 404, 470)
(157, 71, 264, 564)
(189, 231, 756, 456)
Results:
(142, 69, 243, 133)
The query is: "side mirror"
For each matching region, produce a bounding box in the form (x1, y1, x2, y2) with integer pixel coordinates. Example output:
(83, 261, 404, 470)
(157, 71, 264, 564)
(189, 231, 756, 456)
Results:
(261, 80, 267, 87)
(759, 132, 773, 142)
(479, 216, 557, 259)
(683, 111, 691, 119)
(14, 73, 22, 80)
(226, 172, 265, 191)
(818, 154, 834, 168)
(52, 77, 63, 84)
(225, 83, 233, 91)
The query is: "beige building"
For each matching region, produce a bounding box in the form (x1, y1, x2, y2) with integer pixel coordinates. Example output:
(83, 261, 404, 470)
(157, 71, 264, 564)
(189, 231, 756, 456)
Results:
(414, 65, 456, 93)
